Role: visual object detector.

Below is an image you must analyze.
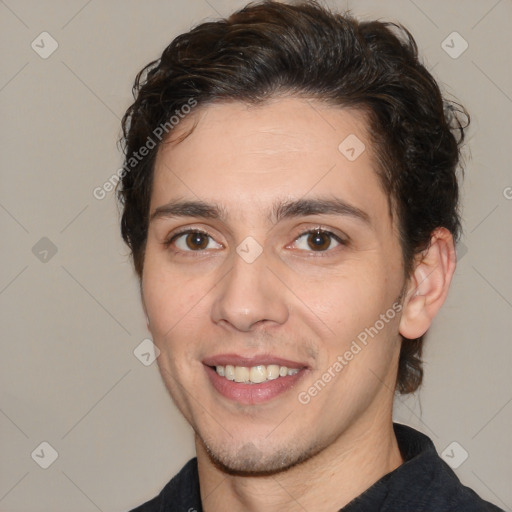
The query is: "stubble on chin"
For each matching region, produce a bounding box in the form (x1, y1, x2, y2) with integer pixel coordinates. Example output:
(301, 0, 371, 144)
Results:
(197, 435, 325, 477)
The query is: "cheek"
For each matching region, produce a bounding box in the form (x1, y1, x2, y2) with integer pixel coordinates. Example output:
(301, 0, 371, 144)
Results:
(142, 254, 209, 342)
(287, 259, 386, 335)
(143, 269, 212, 384)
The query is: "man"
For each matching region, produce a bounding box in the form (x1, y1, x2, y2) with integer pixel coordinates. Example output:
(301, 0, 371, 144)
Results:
(119, 1, 503, 510)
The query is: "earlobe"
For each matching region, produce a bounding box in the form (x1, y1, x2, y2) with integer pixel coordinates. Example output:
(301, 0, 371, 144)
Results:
(399, 228, 457, 340)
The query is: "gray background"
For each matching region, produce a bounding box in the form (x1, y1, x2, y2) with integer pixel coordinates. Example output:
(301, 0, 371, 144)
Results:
(0, 0, 511, 511)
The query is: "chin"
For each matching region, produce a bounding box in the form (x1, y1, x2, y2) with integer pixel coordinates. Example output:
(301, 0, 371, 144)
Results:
(200, 437, 324, 476)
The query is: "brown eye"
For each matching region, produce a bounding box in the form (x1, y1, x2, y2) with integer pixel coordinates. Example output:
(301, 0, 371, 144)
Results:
(171, 230, 222, 252)
(293, 229, 342, 252)
(185, 232, 209, 250)
(307, 231, 332, 251)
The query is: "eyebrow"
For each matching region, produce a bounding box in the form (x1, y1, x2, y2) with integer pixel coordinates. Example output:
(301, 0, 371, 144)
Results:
(150, 197, 371, 226)
(273, 197, 371, 226)
(150, 200, 224, 222)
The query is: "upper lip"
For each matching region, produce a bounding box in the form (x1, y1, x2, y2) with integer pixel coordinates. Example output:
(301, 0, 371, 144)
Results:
(202, 353, 308, 369)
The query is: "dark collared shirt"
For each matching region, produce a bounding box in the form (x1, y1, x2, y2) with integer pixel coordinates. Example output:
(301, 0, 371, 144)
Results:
(130, 423, 504, 511)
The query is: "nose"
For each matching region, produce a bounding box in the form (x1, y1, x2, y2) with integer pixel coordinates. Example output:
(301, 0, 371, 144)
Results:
(210, 249, 289, 332)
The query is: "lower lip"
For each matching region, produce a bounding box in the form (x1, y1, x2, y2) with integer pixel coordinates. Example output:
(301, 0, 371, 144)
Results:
(205, 365, 306, 405)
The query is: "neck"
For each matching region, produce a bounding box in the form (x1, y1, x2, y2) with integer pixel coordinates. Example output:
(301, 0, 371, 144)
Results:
(196, 414, 403, 512)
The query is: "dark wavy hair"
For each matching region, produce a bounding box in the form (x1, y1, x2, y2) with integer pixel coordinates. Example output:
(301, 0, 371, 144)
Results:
(118, 0, 469, 394)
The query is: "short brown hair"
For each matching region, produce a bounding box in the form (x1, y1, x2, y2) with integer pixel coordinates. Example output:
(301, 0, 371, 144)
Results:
(118, 0, 469, 394)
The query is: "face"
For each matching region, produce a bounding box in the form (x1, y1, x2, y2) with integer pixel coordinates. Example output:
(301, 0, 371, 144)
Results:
(143, 97, 406, 473)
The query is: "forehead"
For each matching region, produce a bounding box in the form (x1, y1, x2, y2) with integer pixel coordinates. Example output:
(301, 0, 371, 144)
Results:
(151, 97, 390, 227)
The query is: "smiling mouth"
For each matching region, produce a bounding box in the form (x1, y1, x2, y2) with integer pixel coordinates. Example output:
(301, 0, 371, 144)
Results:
(213, 364, 300, 384)
(203, 354, 308, 404)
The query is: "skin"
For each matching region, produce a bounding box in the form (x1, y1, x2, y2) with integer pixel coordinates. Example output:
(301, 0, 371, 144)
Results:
(142, 97, 456, 511)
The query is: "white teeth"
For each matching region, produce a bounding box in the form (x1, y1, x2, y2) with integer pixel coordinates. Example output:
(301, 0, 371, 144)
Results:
(234, 366, 250, 383)
(225, 365, 235, 381)
(215, 364, 301, 383)
(267, 365, 280, 380)
(249, 365, 267, 384)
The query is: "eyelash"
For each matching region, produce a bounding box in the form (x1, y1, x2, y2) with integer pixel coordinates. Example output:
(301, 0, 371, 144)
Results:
(292, 229, 347, 254)
(163, 227, 347, 256)
(164, 228, 213, 248)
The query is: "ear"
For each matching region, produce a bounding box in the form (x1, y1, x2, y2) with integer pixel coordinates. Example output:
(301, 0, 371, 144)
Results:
(399, 227, 457, 340)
